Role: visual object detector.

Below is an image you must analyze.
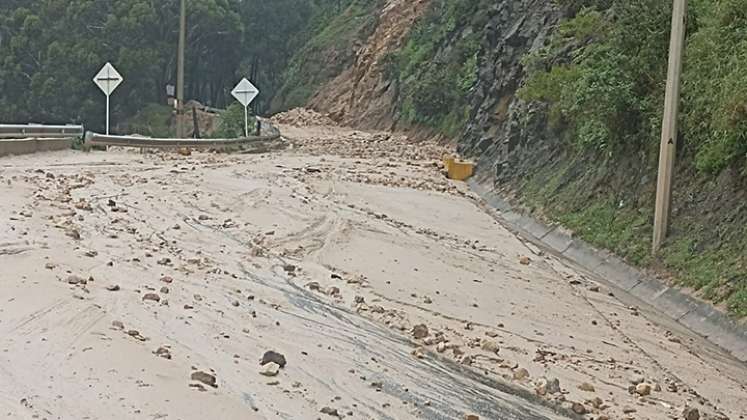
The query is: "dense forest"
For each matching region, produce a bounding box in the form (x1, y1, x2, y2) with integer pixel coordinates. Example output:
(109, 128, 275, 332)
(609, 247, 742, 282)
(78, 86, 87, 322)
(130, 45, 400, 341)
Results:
(0, 0, 351, 130)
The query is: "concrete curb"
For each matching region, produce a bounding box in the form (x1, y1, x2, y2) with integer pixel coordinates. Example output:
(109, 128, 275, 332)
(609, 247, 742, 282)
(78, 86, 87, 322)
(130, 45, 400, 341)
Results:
(468, 179, 747, 363)
(0, 137, 73, 158)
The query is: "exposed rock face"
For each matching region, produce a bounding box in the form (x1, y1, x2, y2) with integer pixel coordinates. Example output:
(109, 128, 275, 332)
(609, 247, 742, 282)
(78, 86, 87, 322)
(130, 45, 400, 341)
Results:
(310, 0, 433, 130)
(459, 1, 563, 181)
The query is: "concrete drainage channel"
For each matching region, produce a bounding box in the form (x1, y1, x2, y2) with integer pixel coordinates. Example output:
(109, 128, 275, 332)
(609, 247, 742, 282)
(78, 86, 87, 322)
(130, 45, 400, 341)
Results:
(468, 178, 747, 364)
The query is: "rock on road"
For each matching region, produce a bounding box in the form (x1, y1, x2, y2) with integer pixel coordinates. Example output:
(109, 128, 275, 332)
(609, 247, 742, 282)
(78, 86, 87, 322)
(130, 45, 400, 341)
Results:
(0, 114, 745, 420)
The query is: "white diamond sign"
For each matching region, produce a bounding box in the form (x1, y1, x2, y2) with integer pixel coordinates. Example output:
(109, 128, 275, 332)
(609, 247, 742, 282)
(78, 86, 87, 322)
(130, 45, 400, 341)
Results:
(231, 78, 259, 107)
(93, 62, 123, 96)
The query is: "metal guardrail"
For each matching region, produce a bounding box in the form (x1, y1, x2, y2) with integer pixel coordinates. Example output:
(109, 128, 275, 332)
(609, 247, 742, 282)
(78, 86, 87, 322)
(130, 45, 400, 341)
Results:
(84, 132, 283, 150)
(0, 124, 84, 139)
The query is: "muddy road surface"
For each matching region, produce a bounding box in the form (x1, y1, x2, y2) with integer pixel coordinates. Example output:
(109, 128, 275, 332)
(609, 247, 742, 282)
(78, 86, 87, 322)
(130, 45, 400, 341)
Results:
(1, 115, 745, 419)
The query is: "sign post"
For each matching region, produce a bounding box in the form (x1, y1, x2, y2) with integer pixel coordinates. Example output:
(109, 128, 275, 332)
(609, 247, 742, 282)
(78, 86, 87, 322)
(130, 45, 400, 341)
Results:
(231, 78, 260, 138)
(93, 62, 123, 135)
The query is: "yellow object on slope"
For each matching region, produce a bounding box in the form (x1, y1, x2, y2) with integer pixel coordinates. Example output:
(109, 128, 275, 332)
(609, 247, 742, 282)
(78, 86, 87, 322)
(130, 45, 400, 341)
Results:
(443, 156, 475, 181)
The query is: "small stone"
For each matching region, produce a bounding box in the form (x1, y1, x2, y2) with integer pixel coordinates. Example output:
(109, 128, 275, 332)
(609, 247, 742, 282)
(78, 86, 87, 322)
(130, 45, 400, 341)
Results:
(411, 347, 425, 359)
(154, 347, 172, 360)
(157, 257, 171, 266)
(354, 295, 365, 304)
(622, 406, 637, 414)
(320, 407, 339, 417)
(232, 300, 240, 307)
(111, 320, 125, 330)
(682, 407, 700, 420)
(519, 256, 531, 265)
(545, 377, 561, 394)
(436, 342, 447, 353)
(44, 262, 55, 270)
(142, 293, 161, 303)
(589, 285, 600, 292)
(191, 371, 217, 388)
(578, 382, 595, 392)
(513, 368, 529, 380)
(260, 362, 280, 377)
(66, 275, 86, 285)
(326, 286, 340, 296)
(412, 324, 429, 340)
(306, 282, 321, 291)
(106, 285, 120, 292)
(160, 286, 169, 294)
(260, 350, 287, 368)
(198, 214, 210, 221)
(481, 340, 499, 354)
(161, 276, 174, 283)
(571, 402, 587, 415)
(635, 382, 652, 396)
(464, 415, 479, 420)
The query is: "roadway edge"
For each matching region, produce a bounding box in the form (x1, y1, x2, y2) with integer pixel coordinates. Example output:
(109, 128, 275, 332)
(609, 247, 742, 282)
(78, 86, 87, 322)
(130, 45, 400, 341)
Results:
(467, 178, 747, 363)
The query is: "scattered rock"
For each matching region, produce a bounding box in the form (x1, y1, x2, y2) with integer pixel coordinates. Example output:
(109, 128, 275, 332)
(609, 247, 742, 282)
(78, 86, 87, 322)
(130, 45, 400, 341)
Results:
(260, 350, 287, 368)
(306, 282, 321, 291)
(545, 377, 561, 394)
(481, 340, 499, 354)
(635, 382, 653, 396)
(571, 402, 587, 415)
(191, 371, 217, 388)
(412, 324, 429, 340)
(320, 407, 340, 417)
(519, 256, 531, 265)
(411, 347, 425, 359)
(260, 362, 280, 377)
(154, 347, 172, 360)
(105, 284, 120, 292)
(578, 382, 595, 392)
(142, 293, 161, 303)
(66, 275, 86, 285)
(513, 368, 529, 380)
(682, 407, 700, 420)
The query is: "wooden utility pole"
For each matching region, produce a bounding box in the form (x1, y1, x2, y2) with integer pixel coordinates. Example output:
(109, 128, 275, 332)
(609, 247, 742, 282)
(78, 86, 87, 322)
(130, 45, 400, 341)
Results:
(653, 0, 687, 253)
(176, 0, 186, 138)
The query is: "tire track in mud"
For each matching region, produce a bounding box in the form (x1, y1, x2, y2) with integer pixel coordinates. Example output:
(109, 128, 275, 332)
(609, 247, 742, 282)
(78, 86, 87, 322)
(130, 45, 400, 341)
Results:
(237, 263, 576, 420)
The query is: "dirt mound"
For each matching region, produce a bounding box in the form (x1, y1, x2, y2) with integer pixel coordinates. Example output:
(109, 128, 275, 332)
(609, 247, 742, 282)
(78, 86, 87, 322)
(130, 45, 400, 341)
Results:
(271, 108, 337, 127)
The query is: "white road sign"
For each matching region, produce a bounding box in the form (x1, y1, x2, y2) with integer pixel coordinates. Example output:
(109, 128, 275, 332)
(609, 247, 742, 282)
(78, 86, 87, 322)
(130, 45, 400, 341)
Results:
(93, 62, 123, 135)
(93, 62, 123, 96)
(231, 78, 259, 107)
(231, 78, 260, 137)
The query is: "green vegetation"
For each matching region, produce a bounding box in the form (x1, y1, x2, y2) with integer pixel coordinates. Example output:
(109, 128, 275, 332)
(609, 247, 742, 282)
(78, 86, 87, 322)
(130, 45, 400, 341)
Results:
(127, 104, 174, 138)
(521, 0, 747, 169)
(516, 0, 747, 316)
(384, 0, 486, 137)
(273, 0, 383, 111)
(212, 103, 255, 138)
(0, 0, 339, 131)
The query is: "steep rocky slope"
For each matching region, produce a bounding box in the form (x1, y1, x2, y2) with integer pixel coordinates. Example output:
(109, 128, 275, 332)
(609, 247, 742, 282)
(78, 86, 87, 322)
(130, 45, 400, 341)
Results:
(290, 0, 747, 318)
